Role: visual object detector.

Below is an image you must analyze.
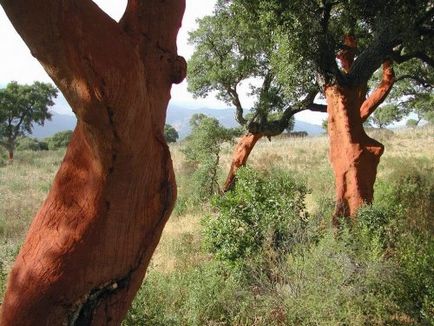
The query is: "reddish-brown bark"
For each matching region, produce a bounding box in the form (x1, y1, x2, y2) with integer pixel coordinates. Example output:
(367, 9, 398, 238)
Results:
(223, 132, 263, 192)
(327, 36, 395, 224)
(7, 150, 13, 161)
(0, 0, 186, 324)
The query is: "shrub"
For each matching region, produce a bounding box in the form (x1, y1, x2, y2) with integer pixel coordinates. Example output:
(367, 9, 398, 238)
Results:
(16, 137, 48, 151)
(203, 167, 310, 267)
(164, 124, 179, 143)
(45, 130, 73, 150)
(181, 115, 233, 203)
(123, 261, 253, 326)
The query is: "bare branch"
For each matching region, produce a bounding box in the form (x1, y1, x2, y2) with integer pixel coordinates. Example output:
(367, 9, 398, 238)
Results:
(227, 86, 247, 126)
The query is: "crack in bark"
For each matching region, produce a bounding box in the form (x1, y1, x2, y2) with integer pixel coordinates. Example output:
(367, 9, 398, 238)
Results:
(67, 274, 131, 325)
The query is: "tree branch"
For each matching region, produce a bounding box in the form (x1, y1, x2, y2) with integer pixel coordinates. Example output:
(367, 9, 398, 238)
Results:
(392, 51, 434, 67)
(395, 74, 433, 88)
(227, 86, 247, 126)
(360, 60, 395, 122)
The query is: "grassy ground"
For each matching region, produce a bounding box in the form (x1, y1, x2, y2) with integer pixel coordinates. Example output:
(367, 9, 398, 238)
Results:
(0, 126, 433, 322)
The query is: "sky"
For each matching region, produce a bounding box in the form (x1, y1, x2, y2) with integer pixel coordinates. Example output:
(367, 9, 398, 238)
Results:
(0, 0, 326, 125)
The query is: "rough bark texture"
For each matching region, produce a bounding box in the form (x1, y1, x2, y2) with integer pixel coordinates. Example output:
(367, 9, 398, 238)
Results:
(223, 133, 262, 192)
(327, 36, 394, 224)
(0, 0, 186, 324)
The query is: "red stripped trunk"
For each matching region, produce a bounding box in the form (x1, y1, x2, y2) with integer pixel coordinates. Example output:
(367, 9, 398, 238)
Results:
(0, 0, 186, 324)
(223, 132, 262, 192)
(326, 85, 384, 224)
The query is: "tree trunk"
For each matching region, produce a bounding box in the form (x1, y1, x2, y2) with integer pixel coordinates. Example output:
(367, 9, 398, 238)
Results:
(325, 85, 384, 224)
(223, 132, 262, 192)
(0, 0, 186, 324)
(7, 150, 13, 161)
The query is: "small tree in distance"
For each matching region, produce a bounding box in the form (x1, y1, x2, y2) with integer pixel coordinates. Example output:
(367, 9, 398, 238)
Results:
(0, 81, 58, 160)
(164, 124, 179, 143)
(182, 114, 234, 201)
(188, 2, 326, 192)
(369, 104, 403, 129)
(46, 130, 73, 150)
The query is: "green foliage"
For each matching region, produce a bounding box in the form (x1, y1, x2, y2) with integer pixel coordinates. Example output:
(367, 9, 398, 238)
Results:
(203, 167, 309, 266)
(0, 81, 57, 157)
(123, 261, 252, 326)
(322, 119, 328, 133)
(370, 104, 403, 128)
(406, 118, 419, 127)
(188, 2, 295, 133)
(164, 124, 179, 143)
(45, 130, 73, 150)
(181, 115, 233, 203)
(16, 137, 48, 151)
(125, 159, 434, 325)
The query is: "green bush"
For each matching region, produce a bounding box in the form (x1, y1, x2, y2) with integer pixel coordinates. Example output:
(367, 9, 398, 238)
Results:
(181, 115, 233, 204)
(16, 137, 48, 151)
(45, 130, 73, 150)
(124, 163, 433, 325)
(123, 261, 253, 326)
(203, 167, 310, 266)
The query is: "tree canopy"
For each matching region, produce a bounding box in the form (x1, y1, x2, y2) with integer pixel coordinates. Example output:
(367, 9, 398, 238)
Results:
(187, 1, 325, 138)
(369, 104, 403, 128)
(0, 81, 57, 159)
(235, 0, 433, 93)
(164, 124, 179, 143)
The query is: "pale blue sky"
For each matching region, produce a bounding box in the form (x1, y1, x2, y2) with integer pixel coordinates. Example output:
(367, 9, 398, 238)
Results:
(0, 0, 326, 125)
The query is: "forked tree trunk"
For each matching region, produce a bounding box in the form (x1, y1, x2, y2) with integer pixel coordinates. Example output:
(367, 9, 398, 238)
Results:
(223, 132, 262, 192)
(327, 36, 394, 224)
(0, 0, 186, 324)
(326, 85, 384, 223)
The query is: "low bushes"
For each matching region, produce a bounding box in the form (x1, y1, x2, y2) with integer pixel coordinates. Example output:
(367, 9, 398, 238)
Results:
(124, 162, 433, 325)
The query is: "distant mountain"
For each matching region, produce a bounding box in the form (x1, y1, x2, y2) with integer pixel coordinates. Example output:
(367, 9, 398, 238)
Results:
(31, 101, 323, 139)
(167, 105, 323, 139)
(32, 113, 76, 139)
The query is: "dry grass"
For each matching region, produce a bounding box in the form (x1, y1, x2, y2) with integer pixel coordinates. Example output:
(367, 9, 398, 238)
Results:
(1, 125, 433, 282)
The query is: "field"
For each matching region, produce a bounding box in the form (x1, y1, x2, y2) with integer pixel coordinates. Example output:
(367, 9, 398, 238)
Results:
(1, 126, 433, 325)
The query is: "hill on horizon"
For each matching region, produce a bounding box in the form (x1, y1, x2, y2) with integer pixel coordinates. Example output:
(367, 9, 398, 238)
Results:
(32, 103, 323, 139)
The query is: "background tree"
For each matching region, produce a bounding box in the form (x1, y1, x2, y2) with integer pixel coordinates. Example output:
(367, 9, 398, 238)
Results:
(387, 57, 434, 125)
(235, 0, 434, 222)
(0, 81, 57, 160)
(406, 119, 419, 127)
(0, 0, 186, 323)
(188, 2, 326, 192)
(16, 136, 48, 151)
(182, 114, 233, 201)
(46, 130, 73, 150)
(369, 104, 403, 128)
(164, 124, 179, 143)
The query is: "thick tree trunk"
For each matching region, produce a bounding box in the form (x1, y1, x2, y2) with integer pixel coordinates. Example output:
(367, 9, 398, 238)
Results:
(326, 85, 384, 224)
(223, 132, 262, 192)
(326, 35, 394, 224)
(0, 0, 186, 324)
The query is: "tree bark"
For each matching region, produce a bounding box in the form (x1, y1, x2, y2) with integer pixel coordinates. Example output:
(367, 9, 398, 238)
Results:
(0, 0, 186, 324)
(223, 132, 262, 192)
(7, 150, 13, 161)
(326, 60, 394, 224)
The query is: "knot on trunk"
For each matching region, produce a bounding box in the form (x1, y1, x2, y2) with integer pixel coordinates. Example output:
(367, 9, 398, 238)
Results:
(170, 55, 187, 84)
